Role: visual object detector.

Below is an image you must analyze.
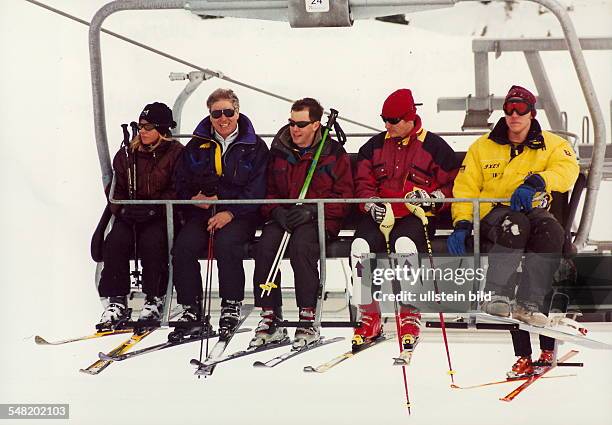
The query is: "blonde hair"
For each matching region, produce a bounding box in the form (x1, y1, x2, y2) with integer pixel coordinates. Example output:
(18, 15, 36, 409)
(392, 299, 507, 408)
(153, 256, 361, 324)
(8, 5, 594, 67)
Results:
(129, 133, 173, 151)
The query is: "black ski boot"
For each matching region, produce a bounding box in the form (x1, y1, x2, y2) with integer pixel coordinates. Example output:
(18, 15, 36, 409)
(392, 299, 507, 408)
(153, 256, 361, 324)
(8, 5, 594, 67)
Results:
(168, 304, 212, 343)
(219, 300, 242, 340)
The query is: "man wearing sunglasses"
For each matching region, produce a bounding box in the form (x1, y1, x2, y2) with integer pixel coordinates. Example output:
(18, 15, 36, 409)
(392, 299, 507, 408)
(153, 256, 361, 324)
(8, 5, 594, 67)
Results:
(173, 89, 269, 338)
(352, 88, 460, 353)
(449, 85, 579, 378)
(250, 98, 353, 350)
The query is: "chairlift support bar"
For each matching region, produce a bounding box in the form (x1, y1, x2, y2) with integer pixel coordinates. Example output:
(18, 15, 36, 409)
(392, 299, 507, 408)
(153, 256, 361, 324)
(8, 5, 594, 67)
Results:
(89, 0, 606, 324)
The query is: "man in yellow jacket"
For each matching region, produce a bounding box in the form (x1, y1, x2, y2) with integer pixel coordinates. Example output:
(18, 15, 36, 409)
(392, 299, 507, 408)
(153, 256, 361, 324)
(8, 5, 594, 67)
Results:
(448, 85, 579, 378)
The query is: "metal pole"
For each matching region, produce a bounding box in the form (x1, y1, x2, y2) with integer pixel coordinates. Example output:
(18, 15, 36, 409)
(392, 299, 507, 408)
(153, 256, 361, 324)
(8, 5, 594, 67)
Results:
(89, 0, 187, 189)
(458, 0, 606, 248)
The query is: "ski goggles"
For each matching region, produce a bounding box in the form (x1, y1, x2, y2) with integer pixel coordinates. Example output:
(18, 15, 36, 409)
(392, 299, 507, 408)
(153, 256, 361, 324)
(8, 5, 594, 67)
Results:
(288, 119, 314, 128)
(210, 109, 236, 119)
(503, 99, 533, 116)
(381, 116, 403, 125)
(137, 122, 159, 131)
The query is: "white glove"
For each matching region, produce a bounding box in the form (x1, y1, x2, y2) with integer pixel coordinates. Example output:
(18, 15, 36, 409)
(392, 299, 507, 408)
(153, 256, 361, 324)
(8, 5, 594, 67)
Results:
(405, 188, 444, 212)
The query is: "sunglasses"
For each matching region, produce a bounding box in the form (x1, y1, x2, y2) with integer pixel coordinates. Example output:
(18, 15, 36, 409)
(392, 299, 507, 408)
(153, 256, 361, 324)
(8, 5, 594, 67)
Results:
(380, 116, 402, 125)
(503, 100, 532, 116)
(288, 119, 314, 128)
(137, 123, 159, 131)
(210, 109, 236, 119)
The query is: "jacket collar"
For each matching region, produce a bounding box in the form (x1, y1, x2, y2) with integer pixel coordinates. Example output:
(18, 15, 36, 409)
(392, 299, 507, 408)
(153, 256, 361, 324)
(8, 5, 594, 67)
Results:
(489, 117, 546, 150)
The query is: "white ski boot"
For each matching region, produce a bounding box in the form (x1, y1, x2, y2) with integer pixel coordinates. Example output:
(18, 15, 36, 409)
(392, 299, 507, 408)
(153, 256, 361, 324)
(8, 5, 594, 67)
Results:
(292, 307, 320, 350)
(138, 296, 164, 321)
(249, 308, 288, 348)
(98, 296, 129, 330)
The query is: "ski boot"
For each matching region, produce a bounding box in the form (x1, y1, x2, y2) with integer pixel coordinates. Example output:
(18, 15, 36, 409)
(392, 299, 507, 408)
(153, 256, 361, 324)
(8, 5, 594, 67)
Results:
(97, 296, 130, 331)
(395, 306, 421, 365)
(292, 307, 320, 350)
(137, 295, 164, 322)
(481, 295, 511, 317)
(168, 304, 212, 343)
(507, 356, 535, 378)
(352, 302, 382, 351)
(512, 301, 548, 327)
(219, 300, 242, 340)
(249, 308, 288, 348)
(533, 349, 555, 372)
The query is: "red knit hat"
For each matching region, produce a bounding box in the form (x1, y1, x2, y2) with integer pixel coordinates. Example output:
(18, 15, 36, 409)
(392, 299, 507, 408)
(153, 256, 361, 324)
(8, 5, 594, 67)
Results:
(382, 89, 419, 121)
(505, 85, 537, 117)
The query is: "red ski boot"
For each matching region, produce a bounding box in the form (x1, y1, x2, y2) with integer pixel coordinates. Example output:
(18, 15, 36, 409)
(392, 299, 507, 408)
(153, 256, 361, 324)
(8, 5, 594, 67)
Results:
(352, 302, 382, 349)
(398, 306, 421, 351)
(507, 356, 535, 379)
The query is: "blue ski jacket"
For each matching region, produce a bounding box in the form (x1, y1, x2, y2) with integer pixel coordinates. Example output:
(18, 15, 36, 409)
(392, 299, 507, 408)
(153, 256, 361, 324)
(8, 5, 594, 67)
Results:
(174, 113, 269, 219)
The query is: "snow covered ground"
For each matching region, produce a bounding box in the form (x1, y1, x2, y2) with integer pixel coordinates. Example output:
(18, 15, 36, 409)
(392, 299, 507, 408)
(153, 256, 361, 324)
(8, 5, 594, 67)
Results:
(1, 0, 612, 424)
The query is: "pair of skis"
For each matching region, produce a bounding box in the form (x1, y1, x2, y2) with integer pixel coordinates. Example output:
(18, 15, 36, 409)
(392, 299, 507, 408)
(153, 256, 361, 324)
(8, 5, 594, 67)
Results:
(189, 304, 346, 375)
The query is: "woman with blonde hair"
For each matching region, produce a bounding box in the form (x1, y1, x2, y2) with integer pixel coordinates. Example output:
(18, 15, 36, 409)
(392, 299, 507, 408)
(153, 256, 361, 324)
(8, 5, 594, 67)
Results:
(98, 102, 183, 329)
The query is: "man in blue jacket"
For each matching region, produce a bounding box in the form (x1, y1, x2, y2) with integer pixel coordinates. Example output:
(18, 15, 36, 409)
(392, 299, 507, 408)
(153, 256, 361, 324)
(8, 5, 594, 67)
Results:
(173, 88, 269, 338)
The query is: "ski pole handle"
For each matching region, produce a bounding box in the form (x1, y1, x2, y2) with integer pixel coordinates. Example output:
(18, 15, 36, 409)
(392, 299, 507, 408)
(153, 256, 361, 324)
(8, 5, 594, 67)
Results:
(130, 121, 139, 140)
(121, 124, 130, 147)
(326, 108, 339, 130)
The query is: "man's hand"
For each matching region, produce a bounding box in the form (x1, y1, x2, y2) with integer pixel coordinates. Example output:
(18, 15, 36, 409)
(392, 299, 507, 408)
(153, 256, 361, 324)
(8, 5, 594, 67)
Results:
(286, 204, 317, 230)
(207, 211, 233, 231)
(191, 191, 218, 210)
(511, 174, 545, 212)
(271, 207, 291, 233)
(447, 220, 472, 256)
(365, 202, 386, 224)
(405, 188, 444, 212)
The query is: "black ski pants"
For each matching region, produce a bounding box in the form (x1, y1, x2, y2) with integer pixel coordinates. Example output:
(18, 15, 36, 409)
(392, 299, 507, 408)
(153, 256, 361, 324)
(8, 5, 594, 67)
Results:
(252, 221, 320, 309)
(172, 213, 256, 306)
(98, 218, 168, 298)
(481, 206, 563, 357)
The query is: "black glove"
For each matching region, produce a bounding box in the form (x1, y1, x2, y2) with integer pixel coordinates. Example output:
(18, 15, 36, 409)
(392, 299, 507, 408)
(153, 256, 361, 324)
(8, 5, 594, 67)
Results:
(286, 204, 317, 230)
(119, 205, 160, 224)
(271, 207, 291, 233)
(365, 202, 386, 224)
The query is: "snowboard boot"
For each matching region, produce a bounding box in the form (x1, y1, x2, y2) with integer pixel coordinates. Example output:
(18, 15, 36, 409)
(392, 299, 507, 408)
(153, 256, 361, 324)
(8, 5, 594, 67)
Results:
(481, 295, 511, 317)
(137, 296, 164, 322)
(352, 301, 382, 349)
(97, 296, 130, 331)
(398, 305, 421, 352)
(249, 307, 287, 348)
(512, 301, 548, 327)
(219, 300, 242, 339)
(507, 356, 535, 378)
(292, 307, 320, 350)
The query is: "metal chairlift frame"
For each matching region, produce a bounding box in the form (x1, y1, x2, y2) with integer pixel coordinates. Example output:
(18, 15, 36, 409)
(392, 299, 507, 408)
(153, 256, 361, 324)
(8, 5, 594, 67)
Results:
(88, 0, 607, 325)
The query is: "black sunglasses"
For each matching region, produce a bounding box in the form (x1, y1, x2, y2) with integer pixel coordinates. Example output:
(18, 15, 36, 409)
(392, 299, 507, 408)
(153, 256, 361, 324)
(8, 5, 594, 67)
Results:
(288, 119, 314, 128)
(380, 116, 402, 125)
(137, 122, 159, 131)
(210, 109, 236, 119)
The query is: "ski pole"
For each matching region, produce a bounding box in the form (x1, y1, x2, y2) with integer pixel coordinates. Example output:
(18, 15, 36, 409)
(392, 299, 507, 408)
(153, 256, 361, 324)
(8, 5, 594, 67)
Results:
(198, 207, 216, 373)
(379, 203, 411, 414)
(404, 200, 456, 385)
(121, 124, 141, 288)
(259, 109, 339, 297)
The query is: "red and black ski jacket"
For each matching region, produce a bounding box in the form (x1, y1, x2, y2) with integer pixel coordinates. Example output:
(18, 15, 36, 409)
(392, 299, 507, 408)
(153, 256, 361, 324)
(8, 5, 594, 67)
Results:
(354, 116, 460, 218)
(261, 124, 354, 237)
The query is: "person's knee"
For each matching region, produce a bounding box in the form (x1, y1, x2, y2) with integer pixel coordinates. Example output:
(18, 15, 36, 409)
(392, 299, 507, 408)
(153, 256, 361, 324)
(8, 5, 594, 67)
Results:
(529, 218, 564, 253)
(495, 212, 530, 249)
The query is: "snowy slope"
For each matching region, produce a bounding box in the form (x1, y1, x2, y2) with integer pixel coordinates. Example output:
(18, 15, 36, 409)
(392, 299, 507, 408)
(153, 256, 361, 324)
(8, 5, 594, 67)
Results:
(1, 1, 612, 424)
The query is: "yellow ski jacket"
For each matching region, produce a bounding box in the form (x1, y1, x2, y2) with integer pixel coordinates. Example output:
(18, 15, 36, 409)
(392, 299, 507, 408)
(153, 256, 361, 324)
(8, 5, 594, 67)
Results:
(452, 118, 579, 225)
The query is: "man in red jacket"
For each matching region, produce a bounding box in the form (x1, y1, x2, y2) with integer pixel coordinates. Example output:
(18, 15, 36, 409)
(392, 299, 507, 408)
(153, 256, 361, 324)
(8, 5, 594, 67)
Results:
(352, 89, 461, 353)
(250, 98, 354, 350)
